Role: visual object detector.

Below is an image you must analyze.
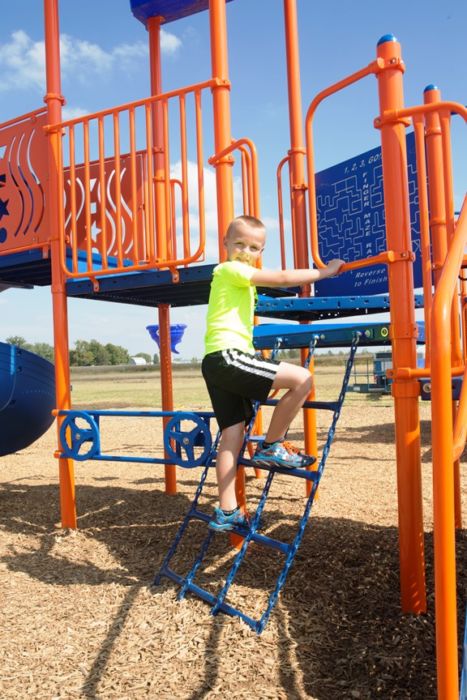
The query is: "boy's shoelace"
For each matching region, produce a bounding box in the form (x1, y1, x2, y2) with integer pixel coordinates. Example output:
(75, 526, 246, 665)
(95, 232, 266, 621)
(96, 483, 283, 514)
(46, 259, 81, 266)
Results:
(282, 440, 303, 455)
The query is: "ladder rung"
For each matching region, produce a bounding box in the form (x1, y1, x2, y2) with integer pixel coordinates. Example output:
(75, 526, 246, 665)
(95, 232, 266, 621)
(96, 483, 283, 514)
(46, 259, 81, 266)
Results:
(239, 458, 320, 481)
(263, 398, 339, 412)
(190, 508, 291, 554)
(160, 566, 260, 631)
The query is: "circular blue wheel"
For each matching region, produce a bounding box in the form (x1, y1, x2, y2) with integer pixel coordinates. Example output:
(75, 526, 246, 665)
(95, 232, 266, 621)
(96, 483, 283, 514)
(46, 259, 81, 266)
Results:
(164, 413, 212, 468)
(59, 411, 100, 461)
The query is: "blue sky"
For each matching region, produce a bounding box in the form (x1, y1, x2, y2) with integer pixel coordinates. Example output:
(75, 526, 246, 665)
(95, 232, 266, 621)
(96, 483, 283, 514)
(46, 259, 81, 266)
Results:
(0, 0, 465, 358)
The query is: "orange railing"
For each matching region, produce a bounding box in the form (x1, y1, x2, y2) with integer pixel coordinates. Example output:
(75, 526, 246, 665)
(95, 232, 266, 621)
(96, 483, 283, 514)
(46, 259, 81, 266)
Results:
(305, 59, 386, 273)
(430, 196, 467, 699)
(0, 108, 51, 257)
(44, 79, 223, 283)
(209, 136, 260, 217)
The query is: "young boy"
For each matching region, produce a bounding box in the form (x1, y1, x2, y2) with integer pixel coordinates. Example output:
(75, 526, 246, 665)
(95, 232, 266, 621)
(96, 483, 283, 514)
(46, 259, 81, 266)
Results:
(202, 215, 344, 531)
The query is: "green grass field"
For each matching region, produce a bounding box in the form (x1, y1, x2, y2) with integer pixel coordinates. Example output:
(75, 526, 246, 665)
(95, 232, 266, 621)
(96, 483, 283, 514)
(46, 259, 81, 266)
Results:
(71, 369, 212, 410)
(70, 363, 394, 410)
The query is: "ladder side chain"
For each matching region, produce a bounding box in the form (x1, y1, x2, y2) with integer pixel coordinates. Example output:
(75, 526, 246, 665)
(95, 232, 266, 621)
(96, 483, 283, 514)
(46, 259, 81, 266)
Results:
(153, 432, 220, 586)
(172, 339, 285, 597)
(211, 337, 320, 616)
(256, 334, 360, 632)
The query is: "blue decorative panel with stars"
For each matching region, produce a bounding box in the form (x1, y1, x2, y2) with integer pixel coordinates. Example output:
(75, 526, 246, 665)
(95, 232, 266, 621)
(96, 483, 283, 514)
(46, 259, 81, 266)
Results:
(0, 112, 50, 252)
(315, 131, 422, 296)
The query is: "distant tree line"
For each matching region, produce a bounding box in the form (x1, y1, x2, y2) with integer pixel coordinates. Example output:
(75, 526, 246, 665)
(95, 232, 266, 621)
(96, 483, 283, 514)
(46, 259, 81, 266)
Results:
(4, 336, 159, 367)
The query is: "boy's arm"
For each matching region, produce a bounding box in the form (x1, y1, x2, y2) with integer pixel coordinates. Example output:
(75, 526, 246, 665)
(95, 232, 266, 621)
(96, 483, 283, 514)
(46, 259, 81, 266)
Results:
(250, 259, 344, 288)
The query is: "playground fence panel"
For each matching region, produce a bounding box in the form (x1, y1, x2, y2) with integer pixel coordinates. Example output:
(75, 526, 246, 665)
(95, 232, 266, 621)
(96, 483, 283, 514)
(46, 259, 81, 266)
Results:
(46, 79, 225, 280)
(0, 109, 50, 256)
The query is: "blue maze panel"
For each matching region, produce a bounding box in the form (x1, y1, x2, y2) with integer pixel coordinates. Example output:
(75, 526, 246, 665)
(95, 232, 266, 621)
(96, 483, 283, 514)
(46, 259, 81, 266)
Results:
(315, 131, 422, 297)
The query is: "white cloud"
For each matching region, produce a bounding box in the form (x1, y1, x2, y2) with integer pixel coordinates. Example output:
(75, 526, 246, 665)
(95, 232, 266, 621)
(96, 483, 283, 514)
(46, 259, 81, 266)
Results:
(61, 105, 89, 121)
(170, 160, 245, 263)
(160, 31, 182, 55)
(0, 29, 181, 93)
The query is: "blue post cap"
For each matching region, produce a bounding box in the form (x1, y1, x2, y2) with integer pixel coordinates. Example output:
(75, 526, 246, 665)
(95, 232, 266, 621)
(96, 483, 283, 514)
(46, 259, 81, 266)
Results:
(424, 84, 439, 93)
(377, 34, 398, 46)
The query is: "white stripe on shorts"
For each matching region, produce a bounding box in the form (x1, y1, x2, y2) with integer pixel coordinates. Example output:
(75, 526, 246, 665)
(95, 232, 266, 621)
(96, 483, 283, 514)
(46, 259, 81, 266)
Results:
(222, 349, 277, 381)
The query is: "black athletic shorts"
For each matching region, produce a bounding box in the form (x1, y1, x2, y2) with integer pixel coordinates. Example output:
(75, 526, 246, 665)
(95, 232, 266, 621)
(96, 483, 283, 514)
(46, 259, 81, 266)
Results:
(201, 348, 280, 431)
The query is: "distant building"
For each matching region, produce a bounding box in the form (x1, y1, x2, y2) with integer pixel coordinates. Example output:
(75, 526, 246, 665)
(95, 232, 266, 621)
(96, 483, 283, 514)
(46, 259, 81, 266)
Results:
(130, 356, 147, 366)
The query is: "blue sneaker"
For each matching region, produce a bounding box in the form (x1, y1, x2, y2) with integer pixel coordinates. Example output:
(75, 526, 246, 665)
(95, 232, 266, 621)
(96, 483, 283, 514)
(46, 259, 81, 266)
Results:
(208, 507, 249, 532)
(251, 440, 316, 469)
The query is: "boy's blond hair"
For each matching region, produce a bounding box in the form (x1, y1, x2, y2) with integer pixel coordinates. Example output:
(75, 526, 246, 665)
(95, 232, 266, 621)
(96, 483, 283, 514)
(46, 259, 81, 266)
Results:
(225, 215, 265, 239)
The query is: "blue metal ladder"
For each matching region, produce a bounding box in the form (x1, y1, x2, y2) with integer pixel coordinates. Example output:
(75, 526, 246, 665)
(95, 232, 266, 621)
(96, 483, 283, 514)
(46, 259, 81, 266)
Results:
(154, 333, 360, 633)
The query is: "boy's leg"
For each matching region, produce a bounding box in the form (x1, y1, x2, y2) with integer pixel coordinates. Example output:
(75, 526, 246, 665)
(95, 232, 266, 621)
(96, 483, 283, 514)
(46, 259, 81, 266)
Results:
(265, 362, 312, 443)
(209, 420, 251, 531)
(215, 421, 245, 511)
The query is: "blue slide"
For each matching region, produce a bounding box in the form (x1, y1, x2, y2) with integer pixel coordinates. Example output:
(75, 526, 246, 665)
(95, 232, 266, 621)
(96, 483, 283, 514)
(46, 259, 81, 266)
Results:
(0, 342, 55, 457)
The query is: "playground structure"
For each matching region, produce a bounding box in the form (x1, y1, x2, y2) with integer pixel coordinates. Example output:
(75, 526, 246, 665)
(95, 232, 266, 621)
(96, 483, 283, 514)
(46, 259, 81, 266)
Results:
(348, 350, 393, 395)
(0, 342, 55, 456)
(0, 1, 465, 697)
(347, 347, 425, 395)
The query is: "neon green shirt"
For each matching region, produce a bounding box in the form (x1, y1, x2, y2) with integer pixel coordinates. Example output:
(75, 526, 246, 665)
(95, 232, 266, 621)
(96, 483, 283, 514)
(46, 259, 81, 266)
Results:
(204, 260, 257, 356)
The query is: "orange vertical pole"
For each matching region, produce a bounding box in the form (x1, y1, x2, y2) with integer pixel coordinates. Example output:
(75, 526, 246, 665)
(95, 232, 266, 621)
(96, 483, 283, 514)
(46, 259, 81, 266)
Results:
(148, 16, 176, 494)
(283, 0, 317, 494)
(424, 86, 462, 529)
(44, 0, 76, 528)
(209, 0, 235, 259)
(429, 200, 467, 700)
(375, 36, 426, 613)
(208, 0, 246, 517)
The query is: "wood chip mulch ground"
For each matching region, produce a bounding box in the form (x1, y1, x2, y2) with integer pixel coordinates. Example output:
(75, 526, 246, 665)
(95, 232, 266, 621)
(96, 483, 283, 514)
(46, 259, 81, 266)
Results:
(0, 397, 465, 699)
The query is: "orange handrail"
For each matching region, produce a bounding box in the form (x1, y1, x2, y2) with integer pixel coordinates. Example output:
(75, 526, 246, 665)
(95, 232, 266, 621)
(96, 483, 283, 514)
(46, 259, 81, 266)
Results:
(430, 194, 467, 699)
(0, 106, 47, 130)
(305, 59, 382, 269)
(389, 365, 465, 380)
(209, 137, 260, 216)
(379, 100, 467, 125)
(0, 241, 50, 257)
(276, 155, 293, 270)
(45, 79, 220, 132)
(453, 363, 467, 461)
(412, 115, 433, 364)
(305, 74, 466, 278)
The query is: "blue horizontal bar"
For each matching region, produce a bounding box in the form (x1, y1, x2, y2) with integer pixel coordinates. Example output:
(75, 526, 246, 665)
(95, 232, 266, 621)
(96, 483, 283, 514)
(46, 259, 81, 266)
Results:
(58, 409, 215, 419)
(159, 567, 260, 632)
(60, 453, 170, 465)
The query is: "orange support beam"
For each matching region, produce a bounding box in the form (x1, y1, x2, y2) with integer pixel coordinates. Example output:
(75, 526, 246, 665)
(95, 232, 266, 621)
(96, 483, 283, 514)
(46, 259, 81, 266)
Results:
(209, 0, 235, 259)
(148, 17, 177, 495)
(208, 0, 246, 520)
(375, 36, 426, 613)
(43, 0, 76, 528)
(424, 86, 462, 529)
(283, 0, 317, 491)
(430, 197, 466, 700)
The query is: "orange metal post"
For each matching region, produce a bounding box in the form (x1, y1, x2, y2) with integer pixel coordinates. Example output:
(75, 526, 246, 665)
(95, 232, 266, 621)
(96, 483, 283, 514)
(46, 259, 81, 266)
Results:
(44, 0, 76, 528)
(430, 197, 466, 700)
(158, 304, 176, 493)
(209, 0, 246, 517)
(283, 0, 317, 491)
(209, 0, 235, 259)
(375, 36, 426, 613)
(148, 16, 176, 494)
(424, 86, 462, 529)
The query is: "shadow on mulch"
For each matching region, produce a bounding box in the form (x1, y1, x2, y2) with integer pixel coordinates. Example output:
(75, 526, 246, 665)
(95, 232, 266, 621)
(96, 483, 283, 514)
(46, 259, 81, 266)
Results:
(288, 420, 438, 464)
(0, 481, 465, 700)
